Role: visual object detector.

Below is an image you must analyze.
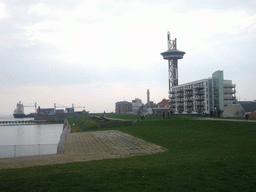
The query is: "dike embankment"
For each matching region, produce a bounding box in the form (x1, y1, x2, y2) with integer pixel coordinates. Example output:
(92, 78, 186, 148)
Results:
(0, 118, 167, 169)
(57, 119, 71, 154)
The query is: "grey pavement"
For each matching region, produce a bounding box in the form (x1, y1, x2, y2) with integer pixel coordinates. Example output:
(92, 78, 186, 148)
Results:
(196, 117, 256, 122)
(0, 130, 166, 169)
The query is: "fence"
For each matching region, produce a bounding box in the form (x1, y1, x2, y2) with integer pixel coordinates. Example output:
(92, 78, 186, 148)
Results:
(0, 144, 58, 158)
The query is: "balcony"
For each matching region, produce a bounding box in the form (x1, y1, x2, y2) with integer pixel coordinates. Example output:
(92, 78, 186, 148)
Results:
(169, 95, 176, 99)
(176, 94, 184, 98)
(224, 96, 236, 100)
(195, 108, 205, 113)
(177, 104, 184, 108)
(170, 99, 176, 103)
(185, 97, 193, 102)
(195, 102, 205, 107)
(169, 90, 175, 94)
(194, 97, 205, 101)
(224, 90, 236, 94)
(223, 84, 236, 88)
(194, 85, 205, 89)
(185, 103, 193, 107)
(185, 109, 193, 113)
(184, 92, 193, 97)
(194, 91, 205, 95)
(176, 89, 183, 93)
(170, 103, 176, 107)
(184, 87, 193, 91)
(177, 99, 184, 103)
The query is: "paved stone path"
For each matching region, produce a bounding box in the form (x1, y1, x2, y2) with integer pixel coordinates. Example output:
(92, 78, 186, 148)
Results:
(197, 117, 256, 122)
(0, 130, 166, 169)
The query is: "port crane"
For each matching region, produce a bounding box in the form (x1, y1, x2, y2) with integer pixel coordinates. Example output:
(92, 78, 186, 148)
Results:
(23, 102, 37, 113)
(72, 104, 86, 111)
(54, 103, 68, 110)
(53, 103, 86, 111)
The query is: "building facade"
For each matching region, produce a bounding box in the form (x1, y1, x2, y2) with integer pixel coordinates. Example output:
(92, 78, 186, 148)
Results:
(132, 98, 143, 114)
(153, 99, 170, 115)
(115, 101, 132, 114)
(169, 70, 236, 114)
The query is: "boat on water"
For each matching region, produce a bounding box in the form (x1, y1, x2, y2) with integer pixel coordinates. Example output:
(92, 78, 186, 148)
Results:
(13, 101, 36, 118)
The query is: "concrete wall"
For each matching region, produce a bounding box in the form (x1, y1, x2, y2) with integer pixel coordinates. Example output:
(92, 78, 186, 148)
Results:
(57, 119, 71, 154)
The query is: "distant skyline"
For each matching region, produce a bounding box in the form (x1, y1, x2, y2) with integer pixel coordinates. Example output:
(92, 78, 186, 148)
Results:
(1, 0, 256, 115)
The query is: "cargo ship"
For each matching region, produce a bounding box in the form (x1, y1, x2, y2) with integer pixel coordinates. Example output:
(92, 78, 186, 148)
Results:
(35, 103, 89, 122)
(13, 101, 36, 118)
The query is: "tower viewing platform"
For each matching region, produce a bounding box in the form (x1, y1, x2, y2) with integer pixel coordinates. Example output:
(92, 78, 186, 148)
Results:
(160, 31, 186, 90)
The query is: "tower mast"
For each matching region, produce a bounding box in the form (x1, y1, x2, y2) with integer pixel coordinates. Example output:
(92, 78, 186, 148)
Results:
(161, 31, 186, 91)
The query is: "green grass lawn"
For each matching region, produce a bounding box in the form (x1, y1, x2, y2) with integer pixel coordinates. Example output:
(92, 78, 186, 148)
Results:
(1, 116, 256, 191)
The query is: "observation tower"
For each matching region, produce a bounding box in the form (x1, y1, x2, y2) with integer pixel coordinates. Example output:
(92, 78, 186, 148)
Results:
(160, 32, 186, 91)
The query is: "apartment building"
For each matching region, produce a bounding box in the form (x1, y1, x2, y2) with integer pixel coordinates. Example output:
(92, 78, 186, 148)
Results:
(115, 101, 132, 114)
(169, 70, 236, 114)
(132, 98, 143, 114)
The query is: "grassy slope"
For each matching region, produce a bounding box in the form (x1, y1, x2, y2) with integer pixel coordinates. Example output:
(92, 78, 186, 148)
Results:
(1, 117, 256, 191)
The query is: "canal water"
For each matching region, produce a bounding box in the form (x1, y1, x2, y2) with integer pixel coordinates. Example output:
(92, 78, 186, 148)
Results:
(0, 115, 63, 158)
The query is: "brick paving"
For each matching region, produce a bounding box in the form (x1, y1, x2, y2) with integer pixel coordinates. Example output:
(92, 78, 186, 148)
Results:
(0, 130, 166, 169)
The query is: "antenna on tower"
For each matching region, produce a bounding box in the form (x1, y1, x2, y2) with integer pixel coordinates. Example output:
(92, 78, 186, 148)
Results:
(147, 89, 150, 106)
(167, 31, 176, 50)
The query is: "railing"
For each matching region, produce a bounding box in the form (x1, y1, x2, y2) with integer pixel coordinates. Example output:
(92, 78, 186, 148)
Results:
(185, 97, 193, 101)
(224, 90, 236, 94)
(223, 84, 236, 88)
(184, 87, 193, 91)
(0, 144, 58, 158)
(194, 85, 205, 89)
(224, 96, 236, 100)
(194, 91, 205, 95)
(176, 94, 184, 98)
(169, 90, 176, 94)
(195, 102, 205, 106)
(169, 99, 176, 103)
(194, 97, 205, 101)
(184, 93, 193, 96)
(0, 120, 48, 126)
(0, 119, 69, 158)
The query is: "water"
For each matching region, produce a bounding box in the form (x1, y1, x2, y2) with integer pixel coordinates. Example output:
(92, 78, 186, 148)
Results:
(0, 115, 64, 158)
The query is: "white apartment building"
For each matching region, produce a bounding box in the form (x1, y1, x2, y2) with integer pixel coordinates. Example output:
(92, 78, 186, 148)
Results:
(132, 98, 143, 114)
(169, 70, 236, 114)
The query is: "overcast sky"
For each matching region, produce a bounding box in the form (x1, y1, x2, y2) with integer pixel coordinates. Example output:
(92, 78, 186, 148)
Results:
(1, 0, 256, 115)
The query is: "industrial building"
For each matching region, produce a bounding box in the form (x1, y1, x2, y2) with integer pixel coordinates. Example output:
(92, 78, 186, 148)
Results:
(161, 32, 236, 114)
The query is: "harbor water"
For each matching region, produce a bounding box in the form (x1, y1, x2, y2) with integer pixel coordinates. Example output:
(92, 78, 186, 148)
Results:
(0, 115, 63, 158)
